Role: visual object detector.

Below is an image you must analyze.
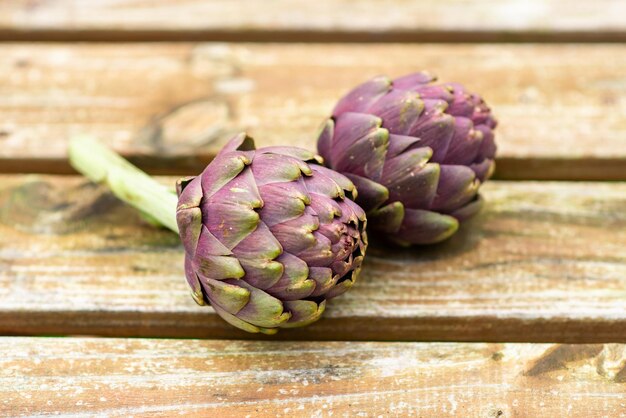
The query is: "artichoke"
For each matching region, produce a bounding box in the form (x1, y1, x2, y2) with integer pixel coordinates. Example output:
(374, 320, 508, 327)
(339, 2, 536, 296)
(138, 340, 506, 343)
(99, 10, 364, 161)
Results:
(69, 134, 367, 335)
(176, 134, 367, 334)
(317, 72, 497, 245)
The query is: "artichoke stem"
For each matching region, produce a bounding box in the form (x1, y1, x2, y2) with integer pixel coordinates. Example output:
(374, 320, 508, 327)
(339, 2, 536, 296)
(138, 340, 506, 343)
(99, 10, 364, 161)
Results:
(68, 136, 179, 233)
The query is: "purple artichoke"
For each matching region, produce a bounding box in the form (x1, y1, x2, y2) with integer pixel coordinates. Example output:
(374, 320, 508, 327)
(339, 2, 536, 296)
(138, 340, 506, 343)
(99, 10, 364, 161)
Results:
(317, 72, 497, 246)
(176, 133, 367, 334)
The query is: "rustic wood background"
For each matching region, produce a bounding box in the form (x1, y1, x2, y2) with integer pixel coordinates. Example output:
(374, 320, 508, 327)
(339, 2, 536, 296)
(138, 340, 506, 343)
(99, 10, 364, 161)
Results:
(0, 1, 624, 416)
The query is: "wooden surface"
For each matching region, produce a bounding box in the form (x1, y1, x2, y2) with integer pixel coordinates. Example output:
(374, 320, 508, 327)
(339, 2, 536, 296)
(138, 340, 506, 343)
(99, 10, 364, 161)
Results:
(0, 43, 624, 180)
(0, 0, 624, 42)
(1, 176, 624, 342)
(3, 338, 626, 417)
(1, 1, 626, 415)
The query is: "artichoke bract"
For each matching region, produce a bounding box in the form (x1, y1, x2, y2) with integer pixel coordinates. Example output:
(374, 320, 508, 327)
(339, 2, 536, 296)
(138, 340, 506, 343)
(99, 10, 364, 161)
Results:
(317, 72, 497, 246)
(69, 134, 367, 335)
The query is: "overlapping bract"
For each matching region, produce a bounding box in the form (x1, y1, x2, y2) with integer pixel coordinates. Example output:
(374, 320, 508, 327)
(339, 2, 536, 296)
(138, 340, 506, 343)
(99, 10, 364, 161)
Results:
(317, 72, 497, 245)
(176, 134, 367, 334)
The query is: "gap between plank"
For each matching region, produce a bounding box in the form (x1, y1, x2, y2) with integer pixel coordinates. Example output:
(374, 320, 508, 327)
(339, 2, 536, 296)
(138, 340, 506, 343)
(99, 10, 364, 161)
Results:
(0, 29, 624, 44)
(1, 157, 625, 181)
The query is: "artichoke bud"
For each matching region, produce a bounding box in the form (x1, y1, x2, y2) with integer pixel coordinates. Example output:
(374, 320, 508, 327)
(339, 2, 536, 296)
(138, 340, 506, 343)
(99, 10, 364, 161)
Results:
(318, 72, 497, 246)
(176, 134, 368, 334)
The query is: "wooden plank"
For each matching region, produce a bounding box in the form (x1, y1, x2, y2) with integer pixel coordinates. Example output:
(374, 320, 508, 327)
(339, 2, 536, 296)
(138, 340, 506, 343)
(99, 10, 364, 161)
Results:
(2, 338, 626, 416)
(0, 43, 625, 180)
(0, 176, 625, 342)
(0, 0, 624, 43)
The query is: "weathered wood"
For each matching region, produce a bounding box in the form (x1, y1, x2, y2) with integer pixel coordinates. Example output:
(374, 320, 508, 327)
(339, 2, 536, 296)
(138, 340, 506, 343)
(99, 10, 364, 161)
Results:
(2, 338, 626, 416)
(0, 0, 624, 43)
(0, 176, 624, 342)
(0, 43, 624, 180)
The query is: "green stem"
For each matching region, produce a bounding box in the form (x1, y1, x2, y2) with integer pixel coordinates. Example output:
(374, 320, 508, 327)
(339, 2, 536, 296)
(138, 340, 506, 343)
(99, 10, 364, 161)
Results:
(68, 136, 179, 233)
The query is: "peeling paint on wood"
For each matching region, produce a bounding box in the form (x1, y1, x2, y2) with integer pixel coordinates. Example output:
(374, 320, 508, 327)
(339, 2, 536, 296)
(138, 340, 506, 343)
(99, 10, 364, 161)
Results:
(0, 44, 624, 179)
(0, 176, 624, 341)
(1, 338, 626, 416)
(0, 0, 624, 42)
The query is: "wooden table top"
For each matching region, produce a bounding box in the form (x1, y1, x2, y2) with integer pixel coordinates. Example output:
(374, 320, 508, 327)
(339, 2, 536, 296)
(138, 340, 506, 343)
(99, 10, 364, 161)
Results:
(0, 1, 624, 416)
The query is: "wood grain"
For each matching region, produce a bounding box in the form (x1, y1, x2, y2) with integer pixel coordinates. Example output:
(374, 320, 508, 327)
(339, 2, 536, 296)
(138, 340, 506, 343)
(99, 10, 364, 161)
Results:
(0, 0, 624, 43)
(2, 338, 626, 417)
(0, 43, 624, 180)
(1, 176, 625, 342)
